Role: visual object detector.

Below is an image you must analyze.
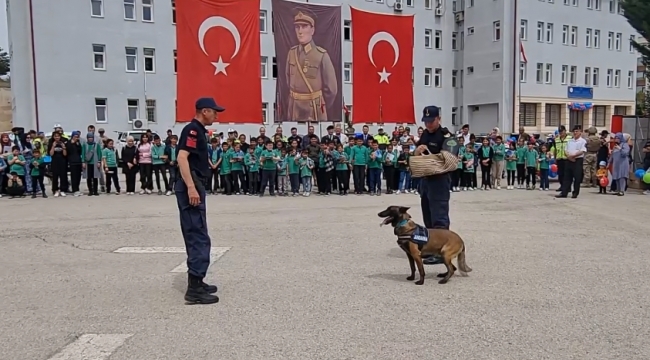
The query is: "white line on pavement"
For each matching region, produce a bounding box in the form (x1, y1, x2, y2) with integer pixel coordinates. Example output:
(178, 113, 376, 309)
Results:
(170, 247, 231, 273)
(113, 247, 186, 254)
(48, 334, 133, 360)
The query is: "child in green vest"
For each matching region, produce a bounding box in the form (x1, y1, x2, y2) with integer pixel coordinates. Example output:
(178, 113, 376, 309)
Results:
(218, 142, 232, 195)
(462, 144, 475, 191)
(151, 135, 169, 195)
(287, 147, 301, 196)
(525, 141, 539, 190)
(260, 140, 279, 196)
(102, 139, 121, 194)
(245, 144, 259, 196)
(383, 144, 398, 194)
(83, 133, 103, 196)
(505, 142, 517, 190)
(165, 136, 178, 193)
(367, 142, 383, 196)
(277, 148, 289, 196)
(515, 139, 527, 189)
(454, 136, 466, 191)
(208, 138, 221, 194)
(7, 146, 26, 196)
(350, 138, 369, 195)
(30, 148, 47, 198)
(335, 143, 350, 195)
(230, 142, 245, 195)
(298, 149, 314, 196)
(317, 142, 333, 195)
(538, 144, 551, 191)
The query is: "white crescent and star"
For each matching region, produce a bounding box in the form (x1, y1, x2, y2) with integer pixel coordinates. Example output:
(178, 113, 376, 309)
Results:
(198, 16, 241, 76)
(367, 31, 400, 84)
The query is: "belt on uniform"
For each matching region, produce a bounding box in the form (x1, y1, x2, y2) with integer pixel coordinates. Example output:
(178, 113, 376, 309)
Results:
(587, 151, 598, 154)
(290, 90, 322, 101)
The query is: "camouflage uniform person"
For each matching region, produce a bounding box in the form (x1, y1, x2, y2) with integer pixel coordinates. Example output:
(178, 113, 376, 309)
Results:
(285, 10, 338, 122)
(583, 126, 600, 187)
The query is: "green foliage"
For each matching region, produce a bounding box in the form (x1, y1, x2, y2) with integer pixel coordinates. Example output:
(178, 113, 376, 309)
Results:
(621, 0, 650, 59)
(0, 47, 8, 76)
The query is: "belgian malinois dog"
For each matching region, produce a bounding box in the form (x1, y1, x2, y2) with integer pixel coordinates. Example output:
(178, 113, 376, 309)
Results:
(378, 206, 472, 285)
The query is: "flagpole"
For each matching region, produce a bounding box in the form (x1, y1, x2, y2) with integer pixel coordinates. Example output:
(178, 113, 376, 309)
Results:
(379, 96, 383, 124)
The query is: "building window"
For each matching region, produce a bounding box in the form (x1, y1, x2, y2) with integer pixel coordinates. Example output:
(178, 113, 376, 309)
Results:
(451, 107, 458, 125)
(614, 69, 620, 87)
(584, 67, 591, 85)
(143, 48, 156, 73)
(536, 63, 544, 83)
(344, 20, 351, 41)
(468, 0, 474, 7)
(272, 57, 277, 78)
(425, 0, 433, 9)
(124, 0, 136, 20)
(452, 32, 458, 50)
(434, 30, 442, 49)
(467, 66, 474, 74)
(452, 70, 458, 88)
(594, 29, 600, 48)
(494, 21, 501, 41)
(630, 35, 636, 53)
(545, 23, 553, 43)
(562, 25, 569, 45)
(593, 67, 599, 86)
(585, 28, 592, 47)
(609, 0, 615, 12)
(260, 10, 267, 33)
(628, 70, 634, 88)
(614, 106, 627, 115)
(545, 63, 553, 84)
(460, 69, 463, 87)
(146, 99, 157, 122)
(95, 98, 108, 123)
(434, 68, 442, 87)
(424, 68, 432, 87)
(127, 99, 139, 122)
(606, 68, 613, 87)
(595, 0, 601, 10)
(344, 62, 352, 83)
(545, 104, 561, 127)
(520, 20, 528, 40)
(561, 65, 568, 84)
(519, 103, 537, 126)
(424, 29, 432, 49)
(587, 0, 593, 8)
(406, 0, 414, 6)
(91, 0, 104, 17)
(615, 32, 622, 51)
(262, 102, 269, 124)
(460, 31, 464, 49)
(572, 0, 578, 5)
(493, 62, 501, 71)
(607, 31, 614, 50)
(569, 109, 584, 129)
(520, 62, 527, 82)
(593, 105, 606, 127)
(537, 22, 544, 42)
(260, 56, 268, 78)
(171, 0, 175, 24)
(467, 27, 475, 35)
(125, 47, 137, 72)
(570, 26, 577, 46)
(564, 0, 569, 5)
(142, 0, 153, 22)
(93, 44, 106, 70)
(173, 50, 177, 74)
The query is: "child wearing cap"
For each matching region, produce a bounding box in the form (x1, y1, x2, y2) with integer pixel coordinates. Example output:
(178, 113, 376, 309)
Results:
(597, 161, 608, 194)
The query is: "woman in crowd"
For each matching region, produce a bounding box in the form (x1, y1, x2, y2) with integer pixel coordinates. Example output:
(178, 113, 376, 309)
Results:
(49, 131, 68, 197)
(137, 134, 153, 194)
(21, 133, 34, 193)
(609, 132, 630, 196)
(66, 131, 84, 196)
(121, 136, 139, 195)
(0, 133, 11, 156)
(82, 132, 102, 196)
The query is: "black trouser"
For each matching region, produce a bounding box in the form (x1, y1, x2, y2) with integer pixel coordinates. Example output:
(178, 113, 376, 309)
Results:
(318, 168, 332, 194)
(336, 170, 349, 192)
(463, 172, 473, 187)
(168, 166, 178, 191)
(289, 173, 300, 194)
(352, 165, 366, 193)
(384, 166, 395, 191)
(86, 165, 99, 194)
(208, 168, 219, 192)
(139, 163, 153, 190)
(248, 171, 259, 194)
(331, 169, 338, 192)
(232, 170, 245, 193)
(125, 166, 138, 193)
(556, 159, 567, 191)
(561, 158, 583, 197)
(51, 163, 68, 193)
(70, 164, 82, 193)
(516, 163, 526, 185)
(260, 169, 276, 195)
(153, 163, 169, 191)
(105, 167, 121, 192)
(420, 175, 451, 229)
(453, 169, 463, 188)
(220, 173, 232, 195)
(31, 175, 45, 194)
(480, 164, 491, 188)
(526, 166, 536, 186)
(507, 170, 516, 185)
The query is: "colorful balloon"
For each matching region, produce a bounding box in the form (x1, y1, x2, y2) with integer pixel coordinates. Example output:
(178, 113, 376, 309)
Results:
(644, 172, 650, 184)
(635, 169, 645, 179)
(600, 177, 609, 187)
(550, 164, 558, 172)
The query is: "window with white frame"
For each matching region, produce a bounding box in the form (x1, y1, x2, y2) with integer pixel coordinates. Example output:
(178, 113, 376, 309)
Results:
(435, 30, 442, 49)
(564, 0, 569, 4)
(630, 35, 635, 53)
(587, 0, 593, 9)
(173, 49, 177, 73)
(451, 107, 458, 126)
(467, 66, 474, 74)
(434, 68, 442, 87)
(615, 33, 621, 51)
(593, 67, 599, 86)
(570, 26, 577, 46)
(425, 0, 433, 9)
(452, 70, 458, 88)
(595, 0, 601, 10)
(142, 0, 153, 22)
(424, 29, 433, 48)
(607, 31, 614, 50)
(537, 22, 544, 42)
(609, 0, 615, 12)
(95, 98, 107, 123)
(569, 65, 577, 84)
(127, 99, 139, 122)
(584, 66, 591, 85)
(494, 21, 501, 41)
(171, 0, 175, 24)
(461, 31, 464, 49)
(125, 47, 137, 72)
(493, 62, 501, 71)
(617, 0, 623, 13)
(572, 0, 578, 6)
(424, 68, 433, 87)
(468, 0, 474, 7)
(91, 0, 104, 17)
(585, 28, 592, 47)
(459, 69, 463, 87)
(343, 62, 352, 83)
(343, 20, 351, 41)
(272, 57, 277, 78)
(452, 32, 458, 50)
(260, 56, 268, 78)
(520, 62, 527, 82)
(146, 99, 157, 122)
(93, 44, 106, 70)
(143, 48, 155, 73)
(628, 70, 634, 88)
(406, 0, 414, 6)
(262, 103, 269, 124)
(614, 69, 620, 87)
(124, 0, 136, 20)
(545, 23, 553, 43)
(562, 25, 569, 45)
(259, 10, 267, 32)
(467, 27, 475, 35)
(520, 20, 528, 40)
(536, 63, 544, 83)
(594, 29, 600, 48)
(606, 68, 612, 87)
(561, 65, 568, 84)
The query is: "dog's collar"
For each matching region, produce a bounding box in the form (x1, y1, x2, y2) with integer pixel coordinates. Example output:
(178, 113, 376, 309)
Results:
(396, 219, 409, 228)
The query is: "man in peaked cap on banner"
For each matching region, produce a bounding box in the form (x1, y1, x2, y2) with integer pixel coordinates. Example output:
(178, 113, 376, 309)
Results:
(413, 106, 454, 265)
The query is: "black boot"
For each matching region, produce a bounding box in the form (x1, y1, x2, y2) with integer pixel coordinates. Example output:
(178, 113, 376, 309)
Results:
(185, 274, 219, 305)
(201, 281, 218, 294)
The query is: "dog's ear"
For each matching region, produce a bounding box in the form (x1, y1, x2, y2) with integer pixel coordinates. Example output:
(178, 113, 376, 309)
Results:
(398, 206, 410, 214)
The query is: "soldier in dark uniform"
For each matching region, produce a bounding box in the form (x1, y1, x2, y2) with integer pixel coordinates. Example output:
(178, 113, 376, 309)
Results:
(285, 10, 338, 121)
(175, 97, 224, 305)
(414, 106, 452, 265)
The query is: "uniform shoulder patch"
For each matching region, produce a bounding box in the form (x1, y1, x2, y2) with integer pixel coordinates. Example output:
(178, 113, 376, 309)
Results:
(189, 130, 197, 136)
(290, 45, 299, 50)
(316, 46, 327, 53)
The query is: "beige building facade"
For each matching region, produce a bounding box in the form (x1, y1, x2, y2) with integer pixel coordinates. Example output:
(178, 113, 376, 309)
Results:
(0, 81, 12, 132)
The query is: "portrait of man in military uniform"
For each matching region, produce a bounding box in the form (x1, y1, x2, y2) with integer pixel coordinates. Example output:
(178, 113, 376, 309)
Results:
(272, 0, 343, 122)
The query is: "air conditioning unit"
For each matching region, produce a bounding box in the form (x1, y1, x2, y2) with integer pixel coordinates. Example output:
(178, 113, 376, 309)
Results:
(394, 0, 403, 11)
(455, 11, 464, 22)
(132, 119, 148, 130)
(435, 7, 443, 16)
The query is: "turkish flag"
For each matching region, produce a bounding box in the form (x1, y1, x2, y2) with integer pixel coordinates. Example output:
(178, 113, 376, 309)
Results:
(176, 0, 262, 123)
(351, 8, 414, 124)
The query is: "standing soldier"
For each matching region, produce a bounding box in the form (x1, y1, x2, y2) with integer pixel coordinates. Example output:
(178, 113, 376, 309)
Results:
(583, 126, 600, 187)
(285, 10, 338, 122)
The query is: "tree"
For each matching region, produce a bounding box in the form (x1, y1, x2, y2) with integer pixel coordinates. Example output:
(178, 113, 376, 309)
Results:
(622, 0, 650, 115)
(0, 47, 8, 76)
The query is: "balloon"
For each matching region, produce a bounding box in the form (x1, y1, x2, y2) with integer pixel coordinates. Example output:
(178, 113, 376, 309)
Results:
(549, 172, 557, 178)
(644, 172, 650, 184)
(635, 169, 645, 179)
(550, 164, 557, 172)
(600, 177, 609, 187)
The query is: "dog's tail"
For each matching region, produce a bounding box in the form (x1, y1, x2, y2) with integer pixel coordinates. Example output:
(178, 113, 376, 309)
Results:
(457, 245, 472, 274)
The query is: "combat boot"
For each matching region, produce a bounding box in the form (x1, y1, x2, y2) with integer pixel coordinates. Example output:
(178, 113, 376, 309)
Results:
(185, 274, 219, 305)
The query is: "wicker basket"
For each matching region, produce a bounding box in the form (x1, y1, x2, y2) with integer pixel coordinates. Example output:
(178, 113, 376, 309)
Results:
(409, 150, 458, 178)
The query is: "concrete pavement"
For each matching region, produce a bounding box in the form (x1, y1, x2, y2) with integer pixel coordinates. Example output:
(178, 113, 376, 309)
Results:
(1, 187, 649, 359)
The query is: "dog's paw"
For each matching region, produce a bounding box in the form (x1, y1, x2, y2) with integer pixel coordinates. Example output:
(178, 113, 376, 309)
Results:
(438, 279, 448, 284)
(415, 280, 424, 285)
(436, 272, 448, 278)
(406, 275, 415, 281)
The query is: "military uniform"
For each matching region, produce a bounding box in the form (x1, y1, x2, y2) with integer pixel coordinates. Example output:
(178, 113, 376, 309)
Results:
(583, 127, 601, 187)
(285, 11, 338, 122)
